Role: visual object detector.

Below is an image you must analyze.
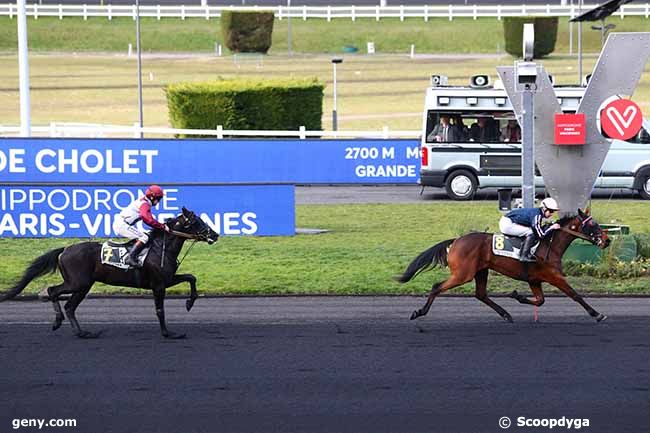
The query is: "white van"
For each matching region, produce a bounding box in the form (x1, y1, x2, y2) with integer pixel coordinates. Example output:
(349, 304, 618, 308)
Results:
(420, 75, 650, 200)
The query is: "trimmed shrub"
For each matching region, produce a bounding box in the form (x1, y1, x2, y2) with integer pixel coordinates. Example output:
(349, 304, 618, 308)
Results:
(165, 78, 324, 136)
(221, 11, 274, 54)
(503, 16, 559, 58)
(634, 233, 650, 258)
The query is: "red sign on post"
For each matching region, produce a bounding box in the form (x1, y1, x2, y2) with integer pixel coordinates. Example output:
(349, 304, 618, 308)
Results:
(600, 99, 644, 141)
(555, 113, 586, 145)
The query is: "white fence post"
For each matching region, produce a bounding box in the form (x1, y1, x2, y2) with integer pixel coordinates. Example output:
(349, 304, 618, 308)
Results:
(473, 5, 477, 20)
(157, 4, 161, 20)
(299, 126, 306, 139)
(49, 122, 56, 137)
(132, 4, 136, 20)
(181, 4, 185, 20)
(351, 5, 355, 21)
(400, 5, 404, 21)
(376, 5, 379, 21)
(59, 4, 63, 20)
(9, 3, 13, 19)
(217, 125, 223, 139)
(382, 126, 389, 139)
(424, 4, 428, 22)
(83, 4, 87, 20)
(133, 123, 140, 138)
(34, 4, 38, 20)
(327, 5, 331, 22)
(448, 4, 452, 21)
(108, 4, 112, 20)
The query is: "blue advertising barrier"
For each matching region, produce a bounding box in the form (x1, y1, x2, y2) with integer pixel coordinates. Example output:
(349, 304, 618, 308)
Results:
(0, 138, 421, 184)
(0, 185, 295, 237)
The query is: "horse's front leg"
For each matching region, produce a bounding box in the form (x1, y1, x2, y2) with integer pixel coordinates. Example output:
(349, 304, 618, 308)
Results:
(167, 273, 198, 312)
(545, 272, 606, 322)
(153, 287, 186, 339)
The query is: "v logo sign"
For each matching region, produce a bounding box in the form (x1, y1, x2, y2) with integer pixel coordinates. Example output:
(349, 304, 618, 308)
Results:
(605, 105, 638, 136)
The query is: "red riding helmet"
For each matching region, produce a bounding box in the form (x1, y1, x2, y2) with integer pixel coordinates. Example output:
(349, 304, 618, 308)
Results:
(145, 185, 164, 200)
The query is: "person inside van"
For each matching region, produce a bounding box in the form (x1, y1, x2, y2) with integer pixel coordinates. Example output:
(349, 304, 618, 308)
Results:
(498, 198, 561, 263)
(427, 115, 462, 142)
(452, 115, 469, 141)
(500, 119, 521, 142)
(469, 117, 497, 142)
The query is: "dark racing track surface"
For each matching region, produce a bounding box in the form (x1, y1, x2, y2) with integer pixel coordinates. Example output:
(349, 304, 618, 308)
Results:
(1, 297, 649, 433)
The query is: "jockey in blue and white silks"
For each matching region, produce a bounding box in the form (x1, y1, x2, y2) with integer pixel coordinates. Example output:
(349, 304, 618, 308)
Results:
(498, 198, 561, 262)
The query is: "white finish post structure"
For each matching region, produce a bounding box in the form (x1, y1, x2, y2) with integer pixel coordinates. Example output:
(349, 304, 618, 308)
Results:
(17, 0, 31, 137)
(518, 23, 537, 208)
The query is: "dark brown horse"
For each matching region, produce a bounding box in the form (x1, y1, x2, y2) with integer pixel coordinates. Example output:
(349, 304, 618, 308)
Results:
(398, 209, 611, 323)
(0, 207, 219, 339)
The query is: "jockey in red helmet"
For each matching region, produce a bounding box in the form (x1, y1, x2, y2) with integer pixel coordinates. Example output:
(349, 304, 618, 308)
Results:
(112, 185, 170, 267)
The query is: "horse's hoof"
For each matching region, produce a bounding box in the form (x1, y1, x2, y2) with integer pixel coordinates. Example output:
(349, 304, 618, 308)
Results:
(52, 315, 64, 331)
(77, 330, 102, 339)
(596, 313, 608, 323)
(38, 287, 50, 302)
(509, 290, 519, 299)
(410, 311, 419, 320)
(503, 314, 514, 323)
(186, 299, 195, 312)
(163, 332, 186, 340)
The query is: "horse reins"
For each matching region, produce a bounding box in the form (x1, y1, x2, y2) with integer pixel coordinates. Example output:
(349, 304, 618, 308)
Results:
(161, 229, 204, 268)
(560, 218, 593, 243)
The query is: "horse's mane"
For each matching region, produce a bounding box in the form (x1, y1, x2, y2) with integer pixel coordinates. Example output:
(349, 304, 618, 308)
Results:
(558, 213, 580, 227)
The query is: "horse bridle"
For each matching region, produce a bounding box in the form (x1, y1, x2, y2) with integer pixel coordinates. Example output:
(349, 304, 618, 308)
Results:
(560, 215, 602, 246)
(169, 214, 213, 242)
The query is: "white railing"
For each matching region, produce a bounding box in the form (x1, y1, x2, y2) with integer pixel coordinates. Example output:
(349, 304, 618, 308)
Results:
(0, 123, 422, 139)
(1, 3, 649, 21)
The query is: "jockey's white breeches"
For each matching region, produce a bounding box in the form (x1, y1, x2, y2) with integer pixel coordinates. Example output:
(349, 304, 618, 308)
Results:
(499, 216, 533, 237)
(112, 217, 150, 243)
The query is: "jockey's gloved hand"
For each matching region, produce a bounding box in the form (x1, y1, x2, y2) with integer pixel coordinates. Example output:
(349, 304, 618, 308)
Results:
(164, 225, 171, 233)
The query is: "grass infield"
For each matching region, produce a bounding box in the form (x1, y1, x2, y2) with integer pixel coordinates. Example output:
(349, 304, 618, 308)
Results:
(0, 201, 648, 297)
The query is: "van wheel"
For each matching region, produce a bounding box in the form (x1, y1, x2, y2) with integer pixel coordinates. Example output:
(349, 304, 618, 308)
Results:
(639, 173, 650, 200)
(445, 169, 478, 200)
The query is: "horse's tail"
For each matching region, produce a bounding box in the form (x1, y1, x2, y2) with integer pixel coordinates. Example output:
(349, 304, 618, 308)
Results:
(395, 239, 455, 284)
(0, 247, 64, 301)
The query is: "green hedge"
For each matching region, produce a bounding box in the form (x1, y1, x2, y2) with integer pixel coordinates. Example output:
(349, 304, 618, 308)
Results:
(165, 78, 324, 135)
(503, 16, 559, 58)
(220, 11, 274, 54)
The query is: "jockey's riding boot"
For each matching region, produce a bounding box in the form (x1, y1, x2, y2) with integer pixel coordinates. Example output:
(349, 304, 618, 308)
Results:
(519, 234, 537, 263)
(126, 240, 145, 267)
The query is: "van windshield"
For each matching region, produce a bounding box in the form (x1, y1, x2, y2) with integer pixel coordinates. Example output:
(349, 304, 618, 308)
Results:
(425, 111, 520, 144)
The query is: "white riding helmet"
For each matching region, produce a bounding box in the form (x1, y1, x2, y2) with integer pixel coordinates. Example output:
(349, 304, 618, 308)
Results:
(540, 197, 559, 211)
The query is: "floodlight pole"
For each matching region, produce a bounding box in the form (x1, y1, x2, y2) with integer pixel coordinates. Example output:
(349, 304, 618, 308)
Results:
(578, 0, 583, 84)
(331, 58, 342, 131)
(17, 0, 31, 137)
(136, 0, 144, 138)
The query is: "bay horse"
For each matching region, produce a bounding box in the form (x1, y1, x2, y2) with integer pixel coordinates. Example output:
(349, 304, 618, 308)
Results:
(0, 207, 219, 339)
(398, 209, 611, 323)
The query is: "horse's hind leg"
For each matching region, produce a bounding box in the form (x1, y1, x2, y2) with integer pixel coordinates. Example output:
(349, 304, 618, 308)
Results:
(64, 286, 99, 338)
(410, 272, 474, 320)
(510, 281, 545, 307)
(474, 269, 513, 323)
(42, 283, 66, 331)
